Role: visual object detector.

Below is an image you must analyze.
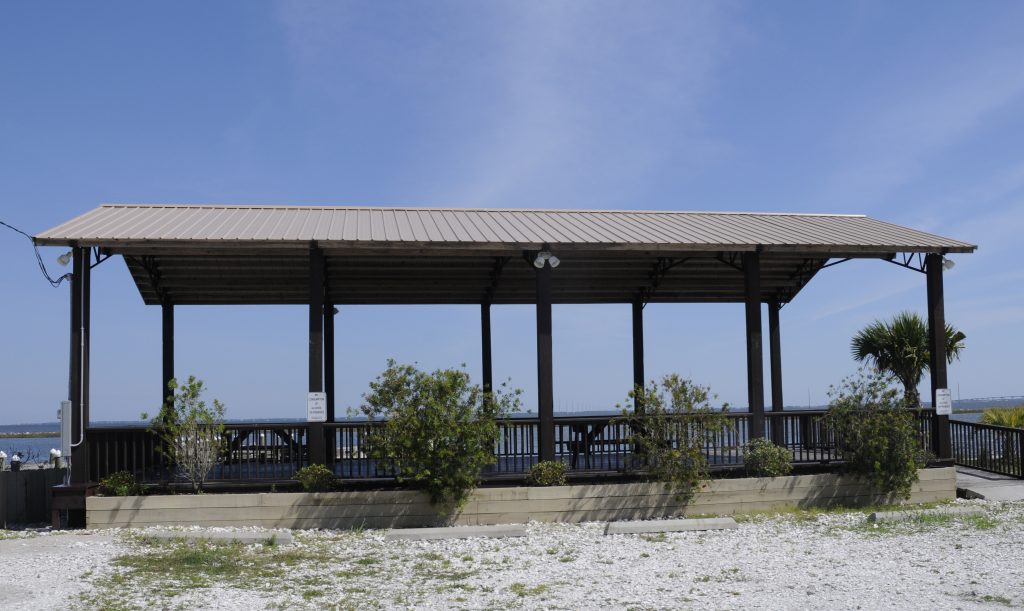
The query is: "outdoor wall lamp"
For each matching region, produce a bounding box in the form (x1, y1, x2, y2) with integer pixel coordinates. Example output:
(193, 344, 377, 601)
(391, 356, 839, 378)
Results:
(57, 250, 73, 266)
(533, 250, 560, 269)
(942, 257, 955, 271)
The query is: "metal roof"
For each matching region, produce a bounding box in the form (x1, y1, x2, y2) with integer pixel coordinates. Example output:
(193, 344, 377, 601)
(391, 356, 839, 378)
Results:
(34, 205, 976, 306)
(35, 204, 975, 253)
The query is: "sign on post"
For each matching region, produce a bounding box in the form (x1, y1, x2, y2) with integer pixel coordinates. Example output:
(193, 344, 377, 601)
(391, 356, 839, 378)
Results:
(307, 392, 327, 422)
(934, 388, 952, 416)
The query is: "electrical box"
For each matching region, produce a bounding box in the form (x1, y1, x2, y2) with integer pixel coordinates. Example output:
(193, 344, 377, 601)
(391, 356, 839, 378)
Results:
(59, 400, 72, 457)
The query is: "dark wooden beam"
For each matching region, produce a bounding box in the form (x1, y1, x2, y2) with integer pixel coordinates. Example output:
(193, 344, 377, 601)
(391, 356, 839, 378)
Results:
(308, 245, 326, 465)
(768, 299, 784, 446)
(743, 252, 765, 440)
(162, 303, 174, 409)
(324, 303, 336, 423)
(481, 302, 493, 394)
(926, 253, 951, 461)
(69, 247, 91, 486)
(536, 260, 555, 463)
(632, 297, 645, 413)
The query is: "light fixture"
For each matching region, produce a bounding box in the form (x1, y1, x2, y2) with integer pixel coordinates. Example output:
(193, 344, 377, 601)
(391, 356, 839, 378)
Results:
(57, 251, 73, 266)
(533, 250, 560, 269)
(942, 257, 955, 271)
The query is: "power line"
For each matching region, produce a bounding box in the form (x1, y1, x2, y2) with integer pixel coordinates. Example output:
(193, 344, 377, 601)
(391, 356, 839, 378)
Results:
(0, 219, 71, 287)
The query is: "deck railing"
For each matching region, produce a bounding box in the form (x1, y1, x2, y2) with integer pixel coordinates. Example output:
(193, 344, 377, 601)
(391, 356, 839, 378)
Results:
(86, 409, 940, 485)
(950, 420, 1023, 478)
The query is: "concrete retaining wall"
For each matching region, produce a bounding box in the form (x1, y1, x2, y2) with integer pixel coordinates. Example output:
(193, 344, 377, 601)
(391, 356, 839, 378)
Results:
(0, 469, 64, 527)
(87, 467, 956, 530)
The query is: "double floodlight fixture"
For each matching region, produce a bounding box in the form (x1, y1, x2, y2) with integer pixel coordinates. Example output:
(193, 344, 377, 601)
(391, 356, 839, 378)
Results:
(57, 251, 73, 267)
(533, 250, 560, 269)
(941, 257, 956, 271)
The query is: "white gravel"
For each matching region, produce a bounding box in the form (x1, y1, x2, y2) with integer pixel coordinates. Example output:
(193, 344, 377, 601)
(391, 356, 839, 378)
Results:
(3, 500, 1023, 610)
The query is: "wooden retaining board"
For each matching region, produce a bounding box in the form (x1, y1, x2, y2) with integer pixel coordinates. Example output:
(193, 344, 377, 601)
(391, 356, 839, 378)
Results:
(88, 467, 956, 529)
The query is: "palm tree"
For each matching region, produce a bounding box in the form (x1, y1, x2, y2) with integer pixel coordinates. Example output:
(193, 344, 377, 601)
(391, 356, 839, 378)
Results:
(851, 311, 966, 407)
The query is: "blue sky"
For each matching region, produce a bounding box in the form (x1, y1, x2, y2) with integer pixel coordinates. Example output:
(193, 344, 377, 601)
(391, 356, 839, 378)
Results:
(1, 2, 1023, 425)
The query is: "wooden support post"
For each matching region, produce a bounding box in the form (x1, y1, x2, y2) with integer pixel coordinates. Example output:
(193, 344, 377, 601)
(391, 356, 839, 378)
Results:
(481, 302, 493, 394)
(535, 262, 555, 463)
(743, 252, 766, 441)
(162, 303, 174, 408)
(69, 247, 91, 487)
(926, 253, 952, 461)
(768, 299, 785, 446)
(324, 303, 335, 423)
(308, 246, 326, 466)
(632, 297, 645, 413)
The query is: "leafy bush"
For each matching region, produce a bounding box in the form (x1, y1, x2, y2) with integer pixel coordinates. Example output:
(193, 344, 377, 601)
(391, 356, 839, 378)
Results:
(981, 406, 1024, 429)
(824, 370, 928, 499)
(744, 438, 792, 477)
(295, 464, 335, 492)
(99, 470, 143, 496)
(143, 376, 226, 493)
(527, 461, 568, 487)
(618, 374, 732, 504)
(360, 360, 521, 511)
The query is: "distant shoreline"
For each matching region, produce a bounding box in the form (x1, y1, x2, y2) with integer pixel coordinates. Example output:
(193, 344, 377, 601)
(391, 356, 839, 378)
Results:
(0, 431, 59, 439)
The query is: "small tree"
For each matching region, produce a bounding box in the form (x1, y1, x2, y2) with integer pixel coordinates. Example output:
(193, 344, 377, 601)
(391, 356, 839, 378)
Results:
(360, 360, 521, 512)
(824, 369, 928, 499)
(618, 374, 732, 504)
(851, 311, 965, 407)
(144, 376, 226, 493)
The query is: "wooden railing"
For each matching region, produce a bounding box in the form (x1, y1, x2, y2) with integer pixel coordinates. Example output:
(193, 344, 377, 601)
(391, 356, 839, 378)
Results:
(86, 409, 940, 485)
(950, 420, 1023, 478)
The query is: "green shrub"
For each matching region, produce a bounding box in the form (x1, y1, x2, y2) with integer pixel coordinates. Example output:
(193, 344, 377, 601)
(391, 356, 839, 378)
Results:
(825, 370, 928, 499)
(980, 406, 1024, 429)
(361, 360, 521, 511)
(527, 461, 568, 487)
(143, 376, 226, 493)
(295, 464, 335, 492)
(99, 470, 143, 497)
(618, 374, 732, 504)
(744, 438, 792, 477)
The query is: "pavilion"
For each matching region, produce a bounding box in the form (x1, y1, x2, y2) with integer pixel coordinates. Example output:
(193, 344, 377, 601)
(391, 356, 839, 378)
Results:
(34, 204, 976, 485)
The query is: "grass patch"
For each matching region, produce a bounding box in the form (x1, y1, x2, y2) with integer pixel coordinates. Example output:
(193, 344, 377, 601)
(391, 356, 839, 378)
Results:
(732, 499, 954, 523)
(80, 535, 358, 609)
(847, 511, 1001, 536)
(959, 591, 1014, 606)
(509, 582, 549, 597)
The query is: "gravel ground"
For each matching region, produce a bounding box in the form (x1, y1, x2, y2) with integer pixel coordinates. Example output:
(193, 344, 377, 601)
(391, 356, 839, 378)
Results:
(2, 500, 1023, 610)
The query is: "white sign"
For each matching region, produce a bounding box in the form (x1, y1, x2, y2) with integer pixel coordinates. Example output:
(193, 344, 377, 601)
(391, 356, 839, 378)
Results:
(307, 392, 327, 422)
(935, 388, 952, 416)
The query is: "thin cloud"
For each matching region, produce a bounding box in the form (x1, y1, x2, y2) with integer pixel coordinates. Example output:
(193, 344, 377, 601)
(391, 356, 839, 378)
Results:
(273, 1, 742, 209)
(820, 39, 1024, 209)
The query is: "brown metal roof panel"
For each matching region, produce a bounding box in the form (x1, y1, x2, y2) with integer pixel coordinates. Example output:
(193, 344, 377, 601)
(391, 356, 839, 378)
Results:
(830, 216, 905, 247)
(103, 205, 162, 239)
(634, 214, 698, 244)
(190, 207, 237, 240)
(444, 211, 477, 242)
(66, 206, 130, 240)
(391, 209, 413, 241)
(565, 212, 624, 243)
(523, 211, 574, 243)
(490, 211, 534, 243)
(277, 207, 308, 240)
(409, 209, 441, 241)
(254, 208, 285, 240)
(627, 213, 702, 245)
(541, 212, 590, 243)
(461, 210, 506, 242)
